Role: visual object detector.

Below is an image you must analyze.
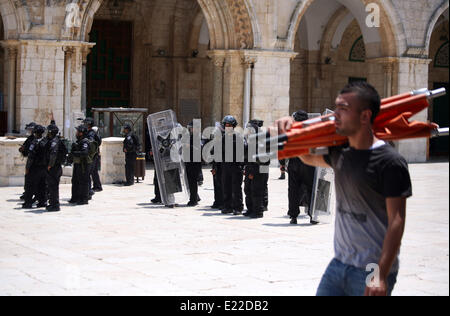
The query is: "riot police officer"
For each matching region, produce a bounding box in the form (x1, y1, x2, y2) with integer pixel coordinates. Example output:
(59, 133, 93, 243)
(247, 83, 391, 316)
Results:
(243, 119, 270, 218)
(83, 117, 103, 194)
(69, 125, 92, 205)
(220, 115, 244, 215)
(123, 124, 140, 186)
(185, 121, 202, 206)
(19, 122, 37, 201)
(22, 125, 47, 209)
(209, 122, 224, 210)
(287, 110, 316, 224)
(44, 124, 65, 212)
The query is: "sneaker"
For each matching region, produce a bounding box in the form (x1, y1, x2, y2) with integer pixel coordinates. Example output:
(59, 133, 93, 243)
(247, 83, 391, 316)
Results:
(233, 210, 242, 216)
(290, 217, 298, 225)
(187, 201, 198, 207)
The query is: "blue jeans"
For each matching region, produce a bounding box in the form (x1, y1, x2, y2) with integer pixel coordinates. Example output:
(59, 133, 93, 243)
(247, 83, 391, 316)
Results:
(316, 259, 398, 296)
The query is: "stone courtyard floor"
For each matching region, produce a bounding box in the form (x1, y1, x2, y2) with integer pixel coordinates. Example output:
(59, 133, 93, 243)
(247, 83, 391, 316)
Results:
(0, 162, 448, 296)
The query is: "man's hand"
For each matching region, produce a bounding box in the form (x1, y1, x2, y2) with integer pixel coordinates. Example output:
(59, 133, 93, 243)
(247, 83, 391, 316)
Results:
(248, 174, 254, 180)
(25, 169, 29, 175)
(48, 166, 51, 171)
(269, 116, 295, 136)
(211, 169, 216, 176)
(364, 279, 388, 296)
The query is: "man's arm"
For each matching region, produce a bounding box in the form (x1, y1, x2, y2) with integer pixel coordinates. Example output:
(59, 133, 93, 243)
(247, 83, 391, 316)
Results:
(365, 197, 406, 296)
(299, 154, 331, 168)
(272, 116, 331, 168)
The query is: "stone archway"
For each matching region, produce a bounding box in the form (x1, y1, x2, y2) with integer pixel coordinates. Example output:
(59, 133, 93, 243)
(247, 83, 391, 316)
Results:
(0, 0, 19, 40)
(286, 0, 402, 58)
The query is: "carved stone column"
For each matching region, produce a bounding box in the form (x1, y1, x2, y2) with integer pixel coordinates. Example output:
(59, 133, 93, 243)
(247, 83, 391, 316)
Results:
(6, 46, 18, 133)
(207, 51, 226, 125)
(241, 55, 257, 127)
(382, 61, 394, 98)
(81, 45, 93, 114)
(63, 46, 75, 139)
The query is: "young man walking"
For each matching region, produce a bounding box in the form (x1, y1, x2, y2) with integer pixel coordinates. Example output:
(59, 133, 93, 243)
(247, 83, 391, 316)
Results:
(274, 81, 412, 296)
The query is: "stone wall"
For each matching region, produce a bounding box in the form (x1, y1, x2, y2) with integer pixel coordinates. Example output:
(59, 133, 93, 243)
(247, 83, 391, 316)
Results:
(0, 137, 26, 186)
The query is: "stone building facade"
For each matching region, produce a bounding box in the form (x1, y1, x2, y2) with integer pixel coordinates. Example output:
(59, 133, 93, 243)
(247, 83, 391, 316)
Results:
(0, 0, 448, 162)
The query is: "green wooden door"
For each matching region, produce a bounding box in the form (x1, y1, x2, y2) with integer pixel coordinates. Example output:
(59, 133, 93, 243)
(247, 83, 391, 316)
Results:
(87, 20, 133, 116)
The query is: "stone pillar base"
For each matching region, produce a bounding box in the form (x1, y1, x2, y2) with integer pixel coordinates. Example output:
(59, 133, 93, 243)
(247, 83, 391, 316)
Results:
(100, 137, 126, 184)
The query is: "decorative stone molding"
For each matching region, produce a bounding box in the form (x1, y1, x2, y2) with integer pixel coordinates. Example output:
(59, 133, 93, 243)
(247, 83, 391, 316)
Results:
(225, 0, 253, 49)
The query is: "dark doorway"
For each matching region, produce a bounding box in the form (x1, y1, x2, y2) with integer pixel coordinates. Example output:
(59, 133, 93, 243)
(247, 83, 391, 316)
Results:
(348, 77, 367, 84)
(430, 82, 449, 157)
(87, 20, 133, 117)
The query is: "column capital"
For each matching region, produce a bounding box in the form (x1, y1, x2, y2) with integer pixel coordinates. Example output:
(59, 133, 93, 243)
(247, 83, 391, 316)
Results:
(0, 40, 19, 59)
(241, 55, 257, 68)
(63, 46, 76, 56)
(210, 56, 225, 68)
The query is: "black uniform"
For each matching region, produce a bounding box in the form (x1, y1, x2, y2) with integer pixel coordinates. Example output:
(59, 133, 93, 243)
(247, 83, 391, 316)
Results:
(185, 132, 202, 205)
(69, 138, 91, 204)
(287, 156, 316, 219)
(87, 129, 102, 192)
(243, 121, 270, 218)
(123, 131, 140, 185)
(19, 134, 36, 200)
(211, 161, 223, 209)
(23, 137, 47, 207)
(221, 131, 244, 214)
(44, 136, 64, 211)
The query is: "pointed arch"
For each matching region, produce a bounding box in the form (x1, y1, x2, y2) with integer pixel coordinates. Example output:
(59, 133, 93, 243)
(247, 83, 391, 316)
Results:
(286, 0, 404, 57)
(0, 0, 19, 39)
(425, 2, 449, 54)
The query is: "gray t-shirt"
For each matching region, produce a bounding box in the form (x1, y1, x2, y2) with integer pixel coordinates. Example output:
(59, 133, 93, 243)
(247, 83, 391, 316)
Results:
(324, 142, 412, 272)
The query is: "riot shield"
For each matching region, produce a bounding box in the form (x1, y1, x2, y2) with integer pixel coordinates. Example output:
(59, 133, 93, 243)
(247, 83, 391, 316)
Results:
(147, 110, 190, 206)
(309, 167, 335, 224)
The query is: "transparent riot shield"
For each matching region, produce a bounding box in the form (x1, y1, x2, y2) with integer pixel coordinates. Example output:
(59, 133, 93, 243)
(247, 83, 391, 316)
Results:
(310, 167, 335, 224)
(147, 110, 190, 206)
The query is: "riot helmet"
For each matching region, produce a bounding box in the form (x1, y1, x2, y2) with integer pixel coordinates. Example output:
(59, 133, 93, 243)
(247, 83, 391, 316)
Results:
(33, 125, 46, 138)
(83, 117, 95, 128)
(47, 124, 59, 138)
(75, 125, 88, 139)
(292, 110, 309, 122)
(222, 115, 238, 128)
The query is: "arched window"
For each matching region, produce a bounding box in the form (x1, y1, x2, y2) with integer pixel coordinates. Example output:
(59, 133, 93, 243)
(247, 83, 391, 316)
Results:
(434, 41, 449, 68)
(349, 36, 366, 62)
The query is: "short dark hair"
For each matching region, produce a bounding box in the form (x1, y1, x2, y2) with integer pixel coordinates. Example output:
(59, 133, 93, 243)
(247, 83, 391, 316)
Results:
(339, 81, 381, 123)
